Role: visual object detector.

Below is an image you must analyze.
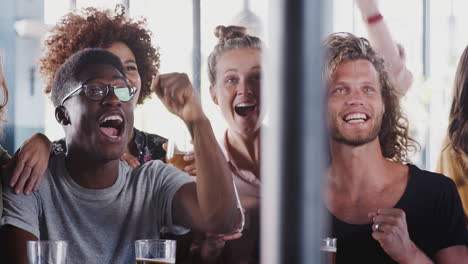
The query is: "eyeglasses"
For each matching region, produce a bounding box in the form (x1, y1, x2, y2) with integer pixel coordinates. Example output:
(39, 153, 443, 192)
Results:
(60, 83, 137, 106)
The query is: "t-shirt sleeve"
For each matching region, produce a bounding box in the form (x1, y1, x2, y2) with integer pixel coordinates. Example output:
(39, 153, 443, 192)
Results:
(151, 162, 195, 235)
(1, 168, 41, 238)
(437, 177, 468, 249)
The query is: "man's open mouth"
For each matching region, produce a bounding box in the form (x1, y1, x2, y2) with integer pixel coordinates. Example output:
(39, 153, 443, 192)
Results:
(234, 103, 257, 117)
(99, 115, 124, 138)
(343, 113, 369, 124)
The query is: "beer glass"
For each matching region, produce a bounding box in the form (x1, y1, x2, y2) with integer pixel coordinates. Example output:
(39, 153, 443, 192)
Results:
(27, 240, 68, 264)
(135, 239, 176, 264)
(320, 237, 337, 264)
(166, 130, 194, 171)
(166, 131, 245, 234)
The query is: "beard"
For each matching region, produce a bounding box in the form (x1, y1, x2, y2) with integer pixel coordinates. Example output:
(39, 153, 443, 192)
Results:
(329, 116, 382, 146)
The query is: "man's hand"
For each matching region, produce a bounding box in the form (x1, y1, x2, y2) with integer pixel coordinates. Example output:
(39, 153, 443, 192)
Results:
(369, 208, 432, 264)
(152, 73, 205, 125)
(3, 133, 51, 194)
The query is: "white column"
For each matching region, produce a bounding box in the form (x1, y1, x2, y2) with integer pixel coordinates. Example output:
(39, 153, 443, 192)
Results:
(262, 0, 330, 263)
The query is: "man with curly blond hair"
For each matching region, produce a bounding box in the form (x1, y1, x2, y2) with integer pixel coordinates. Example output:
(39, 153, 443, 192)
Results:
(323, 32, 468, 263)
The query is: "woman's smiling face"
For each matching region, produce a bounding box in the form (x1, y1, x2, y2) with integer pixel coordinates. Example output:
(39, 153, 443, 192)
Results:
(210, 48, 262, 136)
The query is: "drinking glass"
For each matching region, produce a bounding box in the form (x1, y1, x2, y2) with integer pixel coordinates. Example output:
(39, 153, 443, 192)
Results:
(166, 130, 244, 234)
(135, 239, 176, 264)
(320, 237, 337, 264)
(27, 240, 68, 264)
(230, 180, 245, 234)
(166, 130, 194, 171)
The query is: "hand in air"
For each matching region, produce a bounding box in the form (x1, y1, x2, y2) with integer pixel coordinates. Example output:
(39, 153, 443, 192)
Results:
(3, 133, 51, 194)
(152, 73, 205, 124)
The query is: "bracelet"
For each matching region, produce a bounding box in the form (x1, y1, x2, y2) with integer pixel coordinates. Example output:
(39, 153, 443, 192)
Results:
(366, 13, 383, 24)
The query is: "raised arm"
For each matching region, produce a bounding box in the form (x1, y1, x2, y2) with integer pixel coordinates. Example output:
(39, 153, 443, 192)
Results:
(0, 225, 38, 264)
(356, 0, 413, 94)
(153, 73, 237, 234)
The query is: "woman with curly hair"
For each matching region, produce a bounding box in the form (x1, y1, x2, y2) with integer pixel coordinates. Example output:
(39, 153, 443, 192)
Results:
(14, 5, 197, 186)
(10, 5, 199, 261)
(40, 5, 157, 103)
(39, 5, 168, 166)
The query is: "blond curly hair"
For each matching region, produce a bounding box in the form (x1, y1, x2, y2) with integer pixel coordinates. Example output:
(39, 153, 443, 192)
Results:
(323, 32, 418, 163)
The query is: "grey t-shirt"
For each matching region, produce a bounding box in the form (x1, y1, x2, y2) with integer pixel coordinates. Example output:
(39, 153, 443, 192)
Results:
(1, 154, 194, 264)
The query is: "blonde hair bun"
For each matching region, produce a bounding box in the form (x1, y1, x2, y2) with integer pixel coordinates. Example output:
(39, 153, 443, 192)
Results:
(214, 25, 247, 43)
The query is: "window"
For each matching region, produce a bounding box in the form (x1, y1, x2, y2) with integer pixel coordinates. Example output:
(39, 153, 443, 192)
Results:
(333, 0, 468, 170)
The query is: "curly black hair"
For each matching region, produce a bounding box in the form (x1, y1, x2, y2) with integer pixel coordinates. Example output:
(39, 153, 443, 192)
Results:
(40, 4, 159, 104)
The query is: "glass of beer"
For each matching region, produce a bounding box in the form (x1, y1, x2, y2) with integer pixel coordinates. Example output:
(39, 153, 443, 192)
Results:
(27, 240, 68, 264)
(320, 237, 337, 264)
(135, 239, 176, 264)
(166, 130, 194, 171)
